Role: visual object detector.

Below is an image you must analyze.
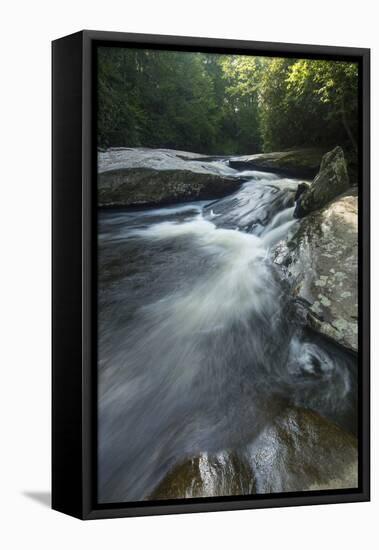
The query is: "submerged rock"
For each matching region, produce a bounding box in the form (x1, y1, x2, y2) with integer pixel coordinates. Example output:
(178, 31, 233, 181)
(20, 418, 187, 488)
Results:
(294, 146, 350, 218)
(228, 148, 324, 178)
(203, 178, 297, 232)
(294, 182, 310, 201)
(150, 407, 357, 499)
(98, 148, 240, 207)
(273, 188, 358, 351)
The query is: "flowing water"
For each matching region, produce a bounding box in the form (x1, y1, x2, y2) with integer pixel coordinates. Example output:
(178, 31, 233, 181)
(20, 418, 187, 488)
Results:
(98, 167, 357, 503)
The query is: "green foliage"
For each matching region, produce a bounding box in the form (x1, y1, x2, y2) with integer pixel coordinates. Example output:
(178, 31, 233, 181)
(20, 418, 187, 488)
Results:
(97, 47, 359, 158)
(219, 56, 262, 153)
(257, 58, 358, 156)
(98, 48, 219, 153)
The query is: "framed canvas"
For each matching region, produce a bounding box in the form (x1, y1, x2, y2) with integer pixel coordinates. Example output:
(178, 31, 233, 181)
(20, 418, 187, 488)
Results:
(52, 30, 370, 520)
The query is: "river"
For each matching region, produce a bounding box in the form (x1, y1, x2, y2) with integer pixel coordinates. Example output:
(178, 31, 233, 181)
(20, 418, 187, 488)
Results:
(97, 165, 357, 503)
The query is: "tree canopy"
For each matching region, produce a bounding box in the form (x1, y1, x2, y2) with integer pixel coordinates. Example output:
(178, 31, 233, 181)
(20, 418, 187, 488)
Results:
(97, 47, 358, 160)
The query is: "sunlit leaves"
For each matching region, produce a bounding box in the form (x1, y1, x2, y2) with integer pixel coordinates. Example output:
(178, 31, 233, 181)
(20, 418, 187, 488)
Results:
(97, 48, 358, 157)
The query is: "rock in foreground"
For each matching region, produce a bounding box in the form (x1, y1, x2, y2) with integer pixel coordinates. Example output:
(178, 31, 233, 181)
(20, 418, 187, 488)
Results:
(294, 146, 350, 218)
(228, 148, 325, 178)
(150, 408, 357, 499)
(273, 188, 358, 351)
(151, 450, 253, 499)
(247, 408, 357, 493)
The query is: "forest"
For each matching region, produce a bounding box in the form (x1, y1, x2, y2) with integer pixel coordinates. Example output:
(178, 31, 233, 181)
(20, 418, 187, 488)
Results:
(97, 47, 358, 161)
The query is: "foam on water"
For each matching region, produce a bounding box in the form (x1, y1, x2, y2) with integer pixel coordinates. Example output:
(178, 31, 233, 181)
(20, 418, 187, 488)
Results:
(97, 167, 357, 503)
(138, 215, 275, 323)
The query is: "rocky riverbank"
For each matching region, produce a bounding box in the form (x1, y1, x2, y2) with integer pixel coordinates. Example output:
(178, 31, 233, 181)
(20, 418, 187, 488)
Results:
(97, 147, 326, 207)
(272, 147, 358, 352)
(228, 148, 325, 178)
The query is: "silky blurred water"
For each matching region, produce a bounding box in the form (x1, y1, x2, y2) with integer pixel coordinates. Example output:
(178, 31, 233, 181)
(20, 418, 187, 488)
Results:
(97, 172, 357, 503)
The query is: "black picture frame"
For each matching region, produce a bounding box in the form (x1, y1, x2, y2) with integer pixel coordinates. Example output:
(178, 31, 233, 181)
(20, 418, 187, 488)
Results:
(52, 30, 370, 520)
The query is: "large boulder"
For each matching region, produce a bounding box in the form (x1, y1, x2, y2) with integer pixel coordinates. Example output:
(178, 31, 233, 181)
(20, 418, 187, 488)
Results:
(149, 408, 357, 499)
(98, 147, 240, 207)
(294, 146, 350, 218)
(246, 408, 357, 493)
(273, 188, 358, 352)
(98, 147, 231, 173)
(228, 148, 325, 178)
(98, 168, 241, 207)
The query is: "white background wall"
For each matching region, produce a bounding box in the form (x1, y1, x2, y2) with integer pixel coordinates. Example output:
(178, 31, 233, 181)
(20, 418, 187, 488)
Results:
(1, 1, 377, 548)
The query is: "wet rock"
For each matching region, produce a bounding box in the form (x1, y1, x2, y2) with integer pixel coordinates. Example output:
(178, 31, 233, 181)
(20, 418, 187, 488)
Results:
(294, 182, 310, 202)
(228, 148, 325, 178)
(98, 148, 240, 207)
(150, 407, 357, 499)
(203, 179, 297, 232)
(273, 188, 358, 351)
(294, 146, 350, 218)
(246, 408, 357, 493)
(150, 450, 253, 499)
